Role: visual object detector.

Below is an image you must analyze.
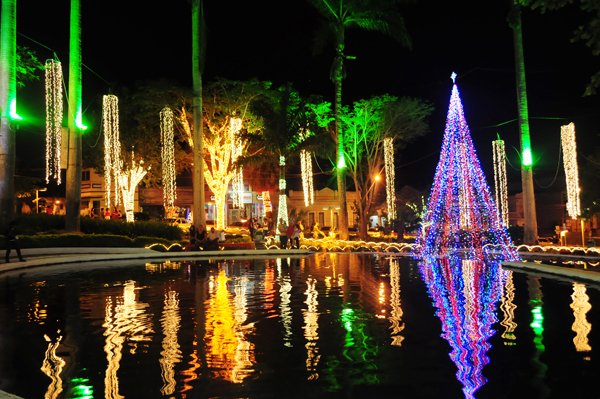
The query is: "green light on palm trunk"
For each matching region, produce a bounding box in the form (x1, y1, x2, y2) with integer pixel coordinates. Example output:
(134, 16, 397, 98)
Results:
(522, 148, 532, 167)
(75, 107, 87, 130)
(9, 98, 22, 120)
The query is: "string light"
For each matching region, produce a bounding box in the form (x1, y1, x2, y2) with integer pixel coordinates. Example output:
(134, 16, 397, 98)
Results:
(383, 137, 396, 220)
(160, 107, 177, 212)
(300, 149, 314, 207)
(44, 59, 63, 184)
(570, 282, 592, 353)
(230, 117, 243, 208)
(492, 138, 509, 226)
(103, 95, 122, 211)
(415, 79, 519, 260)
(277, 156, 288, 225)
(119, 150, 149, 222)
(561, 122, 581, 219)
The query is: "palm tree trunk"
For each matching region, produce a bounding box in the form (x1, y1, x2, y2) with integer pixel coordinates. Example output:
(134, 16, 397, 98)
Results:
(0, 0, 17, 222)
(65, 0, 83, 232)
(510, 3, 538, 244)
(192, 0, 206, 228)
(334, 40, 349, 240)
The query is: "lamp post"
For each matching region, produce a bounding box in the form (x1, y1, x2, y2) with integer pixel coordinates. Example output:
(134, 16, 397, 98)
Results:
(35, 188, 47, 213)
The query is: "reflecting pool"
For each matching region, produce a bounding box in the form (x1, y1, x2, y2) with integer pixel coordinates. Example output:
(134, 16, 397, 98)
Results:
(0, 253, 599, 398)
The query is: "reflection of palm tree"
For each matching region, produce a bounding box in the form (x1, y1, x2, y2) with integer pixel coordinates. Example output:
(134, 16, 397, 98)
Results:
(308, 0, 412, 240)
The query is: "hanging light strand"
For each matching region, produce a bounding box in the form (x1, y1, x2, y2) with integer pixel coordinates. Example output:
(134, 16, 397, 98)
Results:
(561, 122, 581, 219)
(300, 149, 314, 207)
(160, 107, 177, 210)
(103, 95, 122, 211)
(44, 59, 63, 184)
(277, 155, 288, 226)
(229, 117, 243, 208)
(383, 137, 396, 220)
(493, 138, 509, 226)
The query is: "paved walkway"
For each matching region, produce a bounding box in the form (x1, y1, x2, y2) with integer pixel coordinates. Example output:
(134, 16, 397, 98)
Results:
(0, 247, 312, 275)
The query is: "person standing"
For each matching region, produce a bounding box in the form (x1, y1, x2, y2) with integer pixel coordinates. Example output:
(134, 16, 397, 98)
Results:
(278, 218, 288, 249)
(4, 221, 25, 263)
(291, 223, 301, 249)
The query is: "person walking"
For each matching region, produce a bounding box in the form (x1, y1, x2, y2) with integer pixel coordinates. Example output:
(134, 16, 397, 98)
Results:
(278, 218, 288, 249)
(4, 221, 25, 263)
(291, 223, 301, 249)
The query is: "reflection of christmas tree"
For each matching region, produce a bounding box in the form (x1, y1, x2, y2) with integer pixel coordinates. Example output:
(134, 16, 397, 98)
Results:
(419, 255, 507, 399)
(416, 75, 519, 260)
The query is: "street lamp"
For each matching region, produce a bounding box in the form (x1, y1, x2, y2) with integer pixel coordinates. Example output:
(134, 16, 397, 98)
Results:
(35, 188, 47, 213)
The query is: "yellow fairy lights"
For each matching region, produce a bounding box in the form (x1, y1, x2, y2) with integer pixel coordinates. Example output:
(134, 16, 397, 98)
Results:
(103, 95, 122, 211)
(383, 137, 396, 220)
(300, 149, 314, 207)
(561, 122, 581, 219)
(230, 117, 244, 208)
(119, 150, 149, 222)
(44, 60, 63, 184)
(277, 155, 288, 225)
(160, 107, 177, 211)
(493, 138, 509, 226)
(570, 282, 592, 353)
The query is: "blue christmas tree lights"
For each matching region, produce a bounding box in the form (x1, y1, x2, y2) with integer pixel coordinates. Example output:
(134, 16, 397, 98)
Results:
(415, 76, 520, 261)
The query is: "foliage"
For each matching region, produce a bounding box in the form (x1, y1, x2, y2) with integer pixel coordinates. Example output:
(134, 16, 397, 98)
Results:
(5, 213, 183, 241)
(16, 46, 44, 87)
(340, 95, 433, 238)
(523, 0, 600, 95)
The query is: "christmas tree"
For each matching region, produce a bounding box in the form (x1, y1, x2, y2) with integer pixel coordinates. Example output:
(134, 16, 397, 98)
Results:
(416, 74, 519, 260)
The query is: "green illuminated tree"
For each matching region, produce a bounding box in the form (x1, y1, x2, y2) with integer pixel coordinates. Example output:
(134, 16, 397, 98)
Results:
(65, 0, 85, 231)
(0, 0, 43, 223)
(340, 95, 431, 240)
(307, 0, 412, 240)
(508, 2, 538, 244)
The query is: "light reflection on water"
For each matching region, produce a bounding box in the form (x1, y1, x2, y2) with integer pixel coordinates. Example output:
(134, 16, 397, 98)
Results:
(0, 253, 599, 398)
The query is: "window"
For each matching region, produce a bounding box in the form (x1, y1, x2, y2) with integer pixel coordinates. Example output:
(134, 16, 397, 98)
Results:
(309, 212, 315, 227)
(82, 170, 90, 181)
(318, 212, 325, 226)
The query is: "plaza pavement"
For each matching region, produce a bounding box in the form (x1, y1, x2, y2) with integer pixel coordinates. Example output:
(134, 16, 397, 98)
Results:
(1, 247, 600, 399)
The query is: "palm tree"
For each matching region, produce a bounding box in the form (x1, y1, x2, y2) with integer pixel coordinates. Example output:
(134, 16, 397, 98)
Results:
(0, 0, 18, 222)
(508, 2, 538, 244)
(307, 0, 412, 239)
(191, 0, 206, 227)
(65, 0, 85, 232)
(239, 83, 310, 227)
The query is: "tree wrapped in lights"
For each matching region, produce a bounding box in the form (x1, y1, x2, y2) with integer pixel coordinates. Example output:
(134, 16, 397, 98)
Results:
(300, 149, 314, 207)
(103, 94, 122, 211)
(119, 150, 149, 223)
(560, 122, 581, 219)
(45, 59, 63, 184)
(160, 107, 177, 213)
(230, 117, 244, 208)
(383, 137, 396, 220)
(416, 76, 519, 260)
(492, 136, 509, 226)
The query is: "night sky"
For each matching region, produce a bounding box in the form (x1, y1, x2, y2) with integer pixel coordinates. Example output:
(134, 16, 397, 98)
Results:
(14, 0, 600, 194)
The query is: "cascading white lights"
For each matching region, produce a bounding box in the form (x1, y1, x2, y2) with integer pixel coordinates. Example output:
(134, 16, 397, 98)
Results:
(229, 117, 243, 208)
(277, 155, 288, 226)
(103, 94, 122, 211)
(300, 149, 314, 207)
(561, 122, 581, 219)
(492, 138, 509, 226)
(44, 59, 63, 184)
(383, 137, 396, 220)
(160, 107, 177, 211)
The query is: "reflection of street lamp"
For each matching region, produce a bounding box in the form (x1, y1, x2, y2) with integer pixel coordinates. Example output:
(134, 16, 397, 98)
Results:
(35, 188, 47, 213)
